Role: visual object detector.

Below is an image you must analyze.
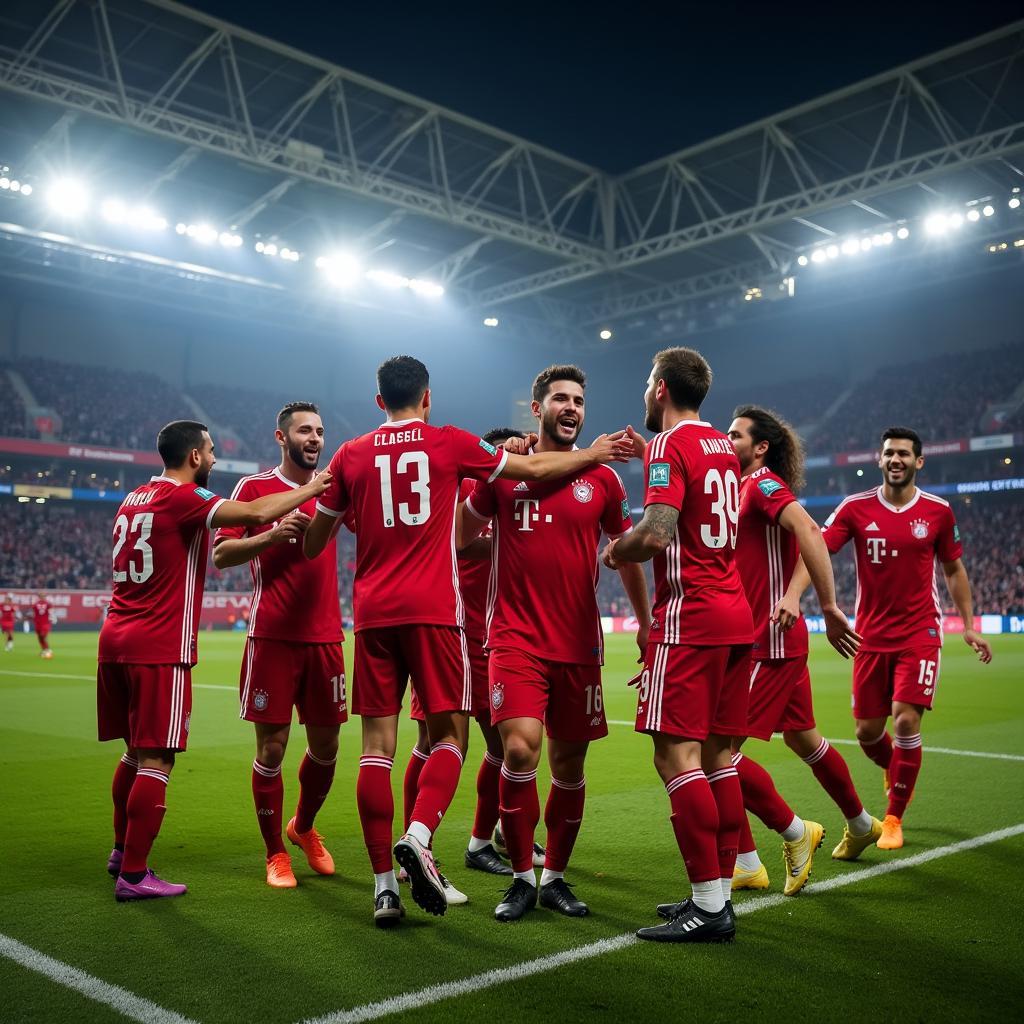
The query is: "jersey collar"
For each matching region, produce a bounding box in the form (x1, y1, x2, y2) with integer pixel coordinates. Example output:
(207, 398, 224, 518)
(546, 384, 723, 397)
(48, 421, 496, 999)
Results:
(149, 474, 181, 486)
(272, 466, 299, 489)
(379, 417, 424, 428)
(876, 485, 920, 514)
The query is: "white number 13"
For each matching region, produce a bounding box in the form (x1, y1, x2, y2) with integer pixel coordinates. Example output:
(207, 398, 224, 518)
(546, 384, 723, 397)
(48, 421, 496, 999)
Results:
(374, 452, 431, 528)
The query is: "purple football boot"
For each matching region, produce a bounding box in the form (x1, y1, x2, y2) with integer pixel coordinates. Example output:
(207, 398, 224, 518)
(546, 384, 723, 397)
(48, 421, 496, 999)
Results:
(107, 848, 123, 877)
(114, 869, 187, 902)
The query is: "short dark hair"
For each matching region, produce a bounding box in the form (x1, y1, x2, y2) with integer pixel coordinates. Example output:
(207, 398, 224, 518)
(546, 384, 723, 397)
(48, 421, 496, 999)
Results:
(881, 426, 922, 458)
(483, 426, 525, 445)
(733, 404, 806, 493)
(377, 355, 429, 411)
(277, 401, 320, 431)
(157, 420, 208, 468)
(532, 364, 586, 403)
(652, 347, 712, 411)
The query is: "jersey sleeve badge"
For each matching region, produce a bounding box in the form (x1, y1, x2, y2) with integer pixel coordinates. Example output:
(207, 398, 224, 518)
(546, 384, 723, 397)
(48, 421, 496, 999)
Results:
(648, 462, 671, 487)
(758, 479, 783, 497)
(621, 498, 630, 520)
(479, 439, 498, 456)
(194, 486, 217, 501)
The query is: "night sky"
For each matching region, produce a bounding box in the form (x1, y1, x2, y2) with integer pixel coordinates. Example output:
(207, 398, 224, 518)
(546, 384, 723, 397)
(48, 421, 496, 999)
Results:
(195, 1, 1021, 171)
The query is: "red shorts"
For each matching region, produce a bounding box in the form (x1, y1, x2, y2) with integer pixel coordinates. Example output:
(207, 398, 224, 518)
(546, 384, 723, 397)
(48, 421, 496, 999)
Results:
(1, 620, 13, 633)
(35, 623, 50, 638)
(97, 663, 192, 751)
(411, 634, 489, 722)
(487, 647, 607, 743)
(636, 643, 751, 741)
(853, 646, 941, 719)
(239, 638, 348, 727)
(745, 657, 816, 741)
(353, 625, 470, 718)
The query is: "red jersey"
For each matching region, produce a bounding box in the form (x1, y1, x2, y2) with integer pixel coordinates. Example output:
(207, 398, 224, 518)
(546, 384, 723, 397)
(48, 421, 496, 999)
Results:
(643, 421, 753, 647)
(457, 478, 492, 644)
(99, 475, 225, 665)
(33, 601, 51, 624)
(215, 467, 343, 644)
(317, 419, 507, 632)
(468, 455, 632, 665)
(1, 602, 16, 625)
(736, 467, 808, 660)
(822, 486, 961, 653)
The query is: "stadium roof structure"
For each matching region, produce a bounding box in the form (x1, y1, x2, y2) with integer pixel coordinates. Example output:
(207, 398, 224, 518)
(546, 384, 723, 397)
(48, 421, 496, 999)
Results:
(0, 0, 1022, 344)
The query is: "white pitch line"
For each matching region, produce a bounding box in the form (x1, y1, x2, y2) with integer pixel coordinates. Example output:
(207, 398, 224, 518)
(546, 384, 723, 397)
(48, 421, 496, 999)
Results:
(0, 932, 199, 1024)
(304, 823, 1024, 1024)
(0, 669, 234, 692)
(604, 720, 1024, 763)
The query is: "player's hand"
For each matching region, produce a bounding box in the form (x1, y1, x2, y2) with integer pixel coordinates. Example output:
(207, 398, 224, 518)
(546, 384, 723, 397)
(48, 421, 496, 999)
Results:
(635, 619, 650, 660)
(309, 470, 333, 495)
(963, 629, 993, 664)
(588, 430, 635, 464)
(624, 425, 648, 460)
(770, 594, 801, 632)
(626, 668, 644, 689)
(503, 433, 537, 455)
(601, 538, 620, 570)
(270, 511, 310, 545)
(822, 605, 861, 659)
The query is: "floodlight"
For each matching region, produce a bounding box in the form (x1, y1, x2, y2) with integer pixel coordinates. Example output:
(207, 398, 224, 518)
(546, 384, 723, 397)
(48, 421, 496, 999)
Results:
(219, 231, 242, 248)
(982, 205, 994, 217)
(318, 253, 361, 288)
(9, 180, 21, 193)
(811, 249, 826, 263)
(896, 227, 910, 240)
(367, 269, 410, 289)
(599, 329, 613, 340)
(860, 237, 872, 251)
(0, 178, 9, 189)
(881, 232, 893, 244)
(966, 209, 980, 222)
(924, 214, 947, 235)
(840, 238, 859, 255)
(797, 255, 809, 267)
(947, 213, 963, 229)
(1010, 197, 1021, 210)
(825, 245, 839, 259)
(46, 178, 89, 217)
(483, 317, 499, 327)
(19, 183, 31, 196)
(409, 278, 444, 298)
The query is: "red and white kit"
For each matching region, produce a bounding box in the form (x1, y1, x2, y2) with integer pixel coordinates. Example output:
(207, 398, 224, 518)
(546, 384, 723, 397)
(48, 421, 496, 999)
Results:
(735, 467, 814, 740)
(637, 421, 753, 740)
(97, 475, 226, 750)
(822, 486, 962, 716)
(1, 602, 16, 633)
(216, 467, 347, 727)
(467, 455, 632, 741)
(32, 600, 52, 638)
(317, 420, 507, 716)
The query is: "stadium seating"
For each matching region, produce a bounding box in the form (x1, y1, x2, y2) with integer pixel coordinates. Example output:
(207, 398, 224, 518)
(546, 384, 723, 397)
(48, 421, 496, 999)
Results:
(0, 367, 28, 437)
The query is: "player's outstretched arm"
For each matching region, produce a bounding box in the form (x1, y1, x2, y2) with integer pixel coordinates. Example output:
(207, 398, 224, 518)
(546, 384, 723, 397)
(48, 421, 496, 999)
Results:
(302, 509, 340, 560)
(941, 558, 993, 663)
(499, 432, 634, 482)
(777, 502, 860, 658)
(210, 473, 331, 530)
(213, 511, 311, 569)
(602, 503, 678, 566)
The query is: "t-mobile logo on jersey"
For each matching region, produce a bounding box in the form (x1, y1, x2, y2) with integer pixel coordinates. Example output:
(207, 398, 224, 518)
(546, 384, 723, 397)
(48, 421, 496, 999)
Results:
(866, 536, 888, 564)
(513, 498, 553, 531)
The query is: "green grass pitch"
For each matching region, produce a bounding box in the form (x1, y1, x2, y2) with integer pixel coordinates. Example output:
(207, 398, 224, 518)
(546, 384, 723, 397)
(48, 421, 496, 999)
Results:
(2, 631, 1023, 1024)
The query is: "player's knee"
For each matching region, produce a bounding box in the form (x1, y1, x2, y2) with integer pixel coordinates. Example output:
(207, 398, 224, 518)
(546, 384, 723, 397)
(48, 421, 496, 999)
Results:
(855, 720, 884, 744)
(258, 739, 287, 768)
(893, 709, 921, 736)
(783, 730, 818, 757)
(502, 734, 539, 772)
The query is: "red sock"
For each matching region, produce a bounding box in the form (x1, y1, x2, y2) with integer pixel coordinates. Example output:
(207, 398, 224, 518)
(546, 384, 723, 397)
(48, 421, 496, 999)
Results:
(122, 768, 169, 874)
(860, 730, 893, 770)
(803, 738, 864, 819)
(666, 769, 720, 883)
(112, 753, 138, 847)
(499, 764, 540, 873)
(738, 811, 757, 855)
(409, 743, 464, 839)
(252, 759, 286, 857)
(356, 756, 394, 873)
(471, 751, 503, 842)
(295, 749, 337, 834)
(707, 766, 743, 880)
(887, 734, 922, 819)
(544, 776, 586, 872)
(403, 747, 430, 831)
(732, 752, 795, 834)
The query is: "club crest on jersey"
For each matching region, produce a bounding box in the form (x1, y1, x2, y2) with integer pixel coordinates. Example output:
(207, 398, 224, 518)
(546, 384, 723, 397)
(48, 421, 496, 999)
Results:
(491, 681, 504, 710)
(758, 479, 783, 498)
(253, 689, 269, 712)
(572, 479, 594, 503)
(910, 518, 930, 540)
(649, 462, 670, 487)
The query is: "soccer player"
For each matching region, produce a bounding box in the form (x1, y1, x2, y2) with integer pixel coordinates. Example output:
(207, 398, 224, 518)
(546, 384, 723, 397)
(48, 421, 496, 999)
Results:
(33, 593, 53, 658)
(213, 402, 347, 889)
(812, 427, 992, 850)
(400, 427, 527, 906)
(725, 406, 876, 893)
(303, 355, 632, 927)
(457, 365, 651, 923)
(98, 420, 331, 902)
(2, 594, 18, 652)
(602, 347, 752, 944)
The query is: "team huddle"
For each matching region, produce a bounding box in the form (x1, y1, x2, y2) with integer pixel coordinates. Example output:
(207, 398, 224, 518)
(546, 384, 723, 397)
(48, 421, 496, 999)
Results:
(96, 348, 993, 943)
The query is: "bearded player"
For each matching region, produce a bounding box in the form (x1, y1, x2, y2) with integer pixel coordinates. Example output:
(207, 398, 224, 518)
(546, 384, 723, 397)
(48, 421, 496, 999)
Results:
(602, 347, 751, 944)
(726, 406, 877, 894)
(304, 355, 632, 927)
(98, 420, 331, 901)
(213, 402, 347, 889)
(806, 427, 992, 850)
(457, 366, 651, 922)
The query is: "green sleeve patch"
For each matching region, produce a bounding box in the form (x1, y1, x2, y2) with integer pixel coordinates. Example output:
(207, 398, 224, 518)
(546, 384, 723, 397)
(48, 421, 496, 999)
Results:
(621, 498, 630, 519)
(648, 462, 670, 487)
(194, 486, 216, 501)
(479, 439, 498, 456)
(953, 523, 960, 543)
(758, 478, 783, 498)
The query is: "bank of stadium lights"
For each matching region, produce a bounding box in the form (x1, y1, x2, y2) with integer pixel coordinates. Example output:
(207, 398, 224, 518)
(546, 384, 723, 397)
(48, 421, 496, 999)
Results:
(0, 176, 32, 196)
(315, 253, 361, 288)
(45, 178, 89, 217)
(255, 241, 301, 262)
(101, 199, 167, 232)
